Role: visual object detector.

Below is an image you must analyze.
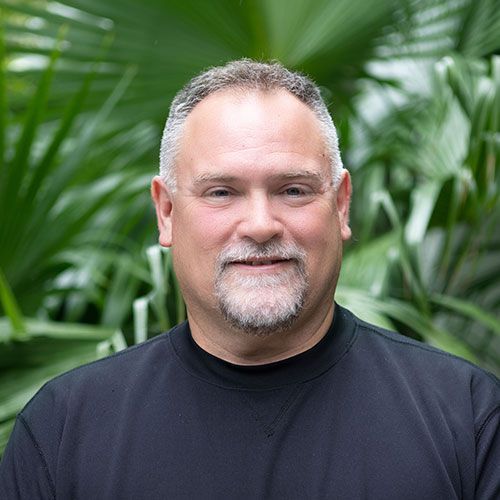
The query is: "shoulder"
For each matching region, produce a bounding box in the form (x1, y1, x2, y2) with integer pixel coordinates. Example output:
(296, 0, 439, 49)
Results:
(343, 306, 499, 432)
(21, 322, 187, 419)
(351, 308, 498, 381)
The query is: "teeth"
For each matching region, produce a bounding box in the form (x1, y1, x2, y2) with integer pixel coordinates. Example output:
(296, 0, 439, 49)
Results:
(249, 260, 274, 266)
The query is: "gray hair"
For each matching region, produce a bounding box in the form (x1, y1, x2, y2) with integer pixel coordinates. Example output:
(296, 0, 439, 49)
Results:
(159, 59, 343, 190)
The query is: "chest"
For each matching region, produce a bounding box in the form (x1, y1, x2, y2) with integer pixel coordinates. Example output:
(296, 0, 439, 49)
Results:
(55, 376, 474, 499)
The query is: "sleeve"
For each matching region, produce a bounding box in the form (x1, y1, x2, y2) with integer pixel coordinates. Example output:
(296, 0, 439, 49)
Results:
(474, 405, 500, 499)
(0, 415, 56, 500)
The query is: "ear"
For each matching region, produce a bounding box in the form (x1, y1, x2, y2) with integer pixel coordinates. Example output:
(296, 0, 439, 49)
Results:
(151, 176, 173, 247)
(336, 169, 352, 241)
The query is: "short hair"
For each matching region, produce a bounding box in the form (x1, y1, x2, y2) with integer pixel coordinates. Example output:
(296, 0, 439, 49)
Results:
(159, 59, 343, 190)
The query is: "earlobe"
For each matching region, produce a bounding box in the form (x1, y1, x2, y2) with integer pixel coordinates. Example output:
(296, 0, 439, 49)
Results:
(336, 169, 352, 241)
(151, 176, 173, 247)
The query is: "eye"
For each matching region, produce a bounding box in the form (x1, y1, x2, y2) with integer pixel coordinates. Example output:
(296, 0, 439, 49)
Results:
(285, 187, 302, 196)
(206, 188, 231, 198)
(202, 187, 237, 203)
(282, 185, 308, 197)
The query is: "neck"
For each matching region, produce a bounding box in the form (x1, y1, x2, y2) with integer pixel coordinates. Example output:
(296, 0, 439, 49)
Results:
(187, 303, 335, 365)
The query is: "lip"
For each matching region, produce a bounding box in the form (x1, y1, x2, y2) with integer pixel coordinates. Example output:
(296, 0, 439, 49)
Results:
(228, 259, 292, 272)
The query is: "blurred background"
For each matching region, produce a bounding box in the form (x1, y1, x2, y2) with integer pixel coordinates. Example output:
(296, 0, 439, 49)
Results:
(1, 0, 499, 454)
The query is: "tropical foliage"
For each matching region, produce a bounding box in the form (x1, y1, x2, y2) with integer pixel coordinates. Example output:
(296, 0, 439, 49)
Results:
(1, 0, 499, 455)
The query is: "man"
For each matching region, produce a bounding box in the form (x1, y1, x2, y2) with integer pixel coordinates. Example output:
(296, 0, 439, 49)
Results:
(1, 60, 498, 499)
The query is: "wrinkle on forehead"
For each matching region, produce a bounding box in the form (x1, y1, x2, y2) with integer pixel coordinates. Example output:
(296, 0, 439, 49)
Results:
(178, 89, 328, 161)
(191, 170, 329, 188)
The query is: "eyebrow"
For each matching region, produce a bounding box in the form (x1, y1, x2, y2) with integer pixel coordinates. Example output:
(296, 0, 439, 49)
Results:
(192, 170, 327, 187)
(269, 170, 327, 183)
(192, 174, 239, 187)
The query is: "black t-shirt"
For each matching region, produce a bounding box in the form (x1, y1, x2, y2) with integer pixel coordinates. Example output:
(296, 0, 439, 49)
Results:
(1, 305, 499, 499)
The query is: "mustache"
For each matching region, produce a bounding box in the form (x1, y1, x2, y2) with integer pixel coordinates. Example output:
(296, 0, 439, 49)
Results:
(216, 240, 306, 270)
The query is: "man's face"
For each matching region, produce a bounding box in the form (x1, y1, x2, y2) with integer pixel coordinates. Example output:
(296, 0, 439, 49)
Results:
(152, 89, 351, 335)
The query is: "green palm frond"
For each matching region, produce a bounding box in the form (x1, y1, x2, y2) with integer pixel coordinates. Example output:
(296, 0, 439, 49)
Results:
(1, 0, 499, 457)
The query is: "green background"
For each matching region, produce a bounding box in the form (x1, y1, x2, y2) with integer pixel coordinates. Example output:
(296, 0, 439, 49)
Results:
(1, 0, 499, 454)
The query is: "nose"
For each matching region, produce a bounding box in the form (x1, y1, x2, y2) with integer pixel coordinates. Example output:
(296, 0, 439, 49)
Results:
(236, 193, 284, 243)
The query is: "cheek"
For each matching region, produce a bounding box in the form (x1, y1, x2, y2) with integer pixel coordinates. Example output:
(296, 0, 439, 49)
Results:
(289, 207, 338, 246)
(173, 208, 233, 254)
(289, 212, 342, 275)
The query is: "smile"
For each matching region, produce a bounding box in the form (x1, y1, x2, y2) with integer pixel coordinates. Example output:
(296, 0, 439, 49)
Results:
(243, 260, 283, 266)
(229, 258, 291, 269)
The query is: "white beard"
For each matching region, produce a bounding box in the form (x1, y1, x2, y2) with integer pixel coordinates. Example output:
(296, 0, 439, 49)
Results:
(214, 241, 308, 336)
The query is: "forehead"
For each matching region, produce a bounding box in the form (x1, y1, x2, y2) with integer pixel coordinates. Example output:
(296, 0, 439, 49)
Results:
(177, 89, 328, 168)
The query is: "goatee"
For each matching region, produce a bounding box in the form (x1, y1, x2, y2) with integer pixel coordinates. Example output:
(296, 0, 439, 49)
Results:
(214, 240, 308, 336)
